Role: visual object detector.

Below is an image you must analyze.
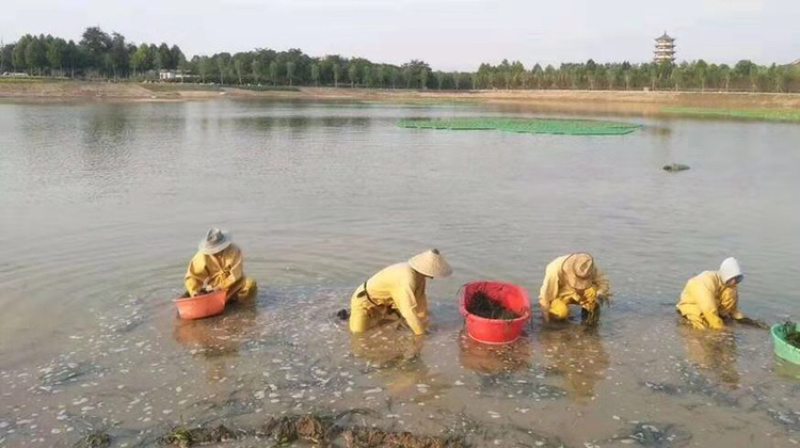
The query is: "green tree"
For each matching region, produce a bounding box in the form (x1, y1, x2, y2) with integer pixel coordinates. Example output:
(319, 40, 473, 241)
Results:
(218, 58, 227, 84)
(199, 56, 212, 83)
(80, 27, 112, 75)
(332, 63, 341, 87)
(252, 59, 261, 84)
(348, 63, 357, 87)
(311, 63, 320, 86)
(286, 61, 295, 86)
(130, 43, 151, 76)
(13, 35, 32, 72)
(269, 60, 279, 85)
(25, 36, 48, 75)
(47, 38, 67, 74)
(234, 58, 244, 84)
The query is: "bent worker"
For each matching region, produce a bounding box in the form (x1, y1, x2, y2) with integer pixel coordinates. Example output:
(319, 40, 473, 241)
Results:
(676, 257, 765, 330)
(539, 253, 611, 324)
(349, 249, 452, 336)
(184, 228, 257, 301)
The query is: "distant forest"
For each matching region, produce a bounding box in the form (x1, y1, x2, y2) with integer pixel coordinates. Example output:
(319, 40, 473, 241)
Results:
(2, 27, 799, 93)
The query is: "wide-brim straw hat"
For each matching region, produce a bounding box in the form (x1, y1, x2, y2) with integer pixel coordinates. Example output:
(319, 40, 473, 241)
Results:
(561, 253, 596, 290)
(198, 228, 232, 255)
(408, 249, 452, 279)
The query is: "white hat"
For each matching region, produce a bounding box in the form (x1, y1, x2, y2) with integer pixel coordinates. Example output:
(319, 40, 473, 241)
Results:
(408, 249, 452, 278)
(719, 257, 743, 283)
(199, 228, 232, 255)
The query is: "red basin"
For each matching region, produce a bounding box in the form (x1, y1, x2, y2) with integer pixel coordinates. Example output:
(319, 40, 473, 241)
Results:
(459, 281, 531, 344)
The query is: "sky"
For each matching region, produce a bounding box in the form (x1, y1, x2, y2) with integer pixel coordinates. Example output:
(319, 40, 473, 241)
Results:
(1, 0, 798, 71)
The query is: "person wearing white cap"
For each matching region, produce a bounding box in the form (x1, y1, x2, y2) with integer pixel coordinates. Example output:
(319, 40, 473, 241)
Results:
(539, 253, 611, 324)
(348, 249, 453, 336)
(184, 228, 257, 301)
(676, 257, 765, 330)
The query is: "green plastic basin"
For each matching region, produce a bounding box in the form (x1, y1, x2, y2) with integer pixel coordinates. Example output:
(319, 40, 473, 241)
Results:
(771, 323, 800, 365)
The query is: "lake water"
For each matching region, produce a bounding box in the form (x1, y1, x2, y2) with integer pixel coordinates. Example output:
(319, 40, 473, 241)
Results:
(0, 99, 798, 447)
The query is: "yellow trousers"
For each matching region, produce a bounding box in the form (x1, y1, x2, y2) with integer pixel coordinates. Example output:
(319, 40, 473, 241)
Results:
(349, 296, 403, 333)
(677, 304, 713, 330)
(227, 277, 258, 301)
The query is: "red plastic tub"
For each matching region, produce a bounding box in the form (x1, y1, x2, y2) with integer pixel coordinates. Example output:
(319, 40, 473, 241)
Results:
(459, 281, 531, 344)
(173, 289, 227, 320)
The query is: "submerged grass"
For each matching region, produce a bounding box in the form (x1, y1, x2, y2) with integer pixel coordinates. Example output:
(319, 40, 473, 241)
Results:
(662, 106, 800, 122)
(398, 117, 641, 135)
(466, 292, 520, 321)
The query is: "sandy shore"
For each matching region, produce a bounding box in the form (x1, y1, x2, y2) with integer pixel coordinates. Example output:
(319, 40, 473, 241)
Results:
(1, 80, 799, 115)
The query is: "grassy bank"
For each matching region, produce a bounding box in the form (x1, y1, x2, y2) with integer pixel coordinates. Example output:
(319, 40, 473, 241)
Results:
(1, 80, 799, 122)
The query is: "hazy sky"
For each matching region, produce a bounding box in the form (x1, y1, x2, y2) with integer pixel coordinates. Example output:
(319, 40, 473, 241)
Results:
(2, 0, 797, 70)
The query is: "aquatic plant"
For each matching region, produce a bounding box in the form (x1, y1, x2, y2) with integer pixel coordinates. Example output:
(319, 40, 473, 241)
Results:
(781, 321, 800, 349)
(466, 292, 520, 321)
(398, 117, 642, 136)
(72, 431, 111, 448)
(662, 107, 800, 122)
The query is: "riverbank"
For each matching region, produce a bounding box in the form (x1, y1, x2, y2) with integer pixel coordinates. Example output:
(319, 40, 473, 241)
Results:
(1, 79, 800, 120)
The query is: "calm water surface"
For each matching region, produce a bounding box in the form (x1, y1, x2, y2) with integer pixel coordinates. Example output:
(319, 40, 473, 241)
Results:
(0, 100, 798, 447)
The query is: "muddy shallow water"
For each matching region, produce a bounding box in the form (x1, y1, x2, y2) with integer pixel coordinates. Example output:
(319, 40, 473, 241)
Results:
(0, 100, 798, 447)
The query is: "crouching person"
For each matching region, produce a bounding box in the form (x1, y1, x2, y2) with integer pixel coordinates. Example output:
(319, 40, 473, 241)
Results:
(184, 228, 257, 301)
(349, 249, 452, 336)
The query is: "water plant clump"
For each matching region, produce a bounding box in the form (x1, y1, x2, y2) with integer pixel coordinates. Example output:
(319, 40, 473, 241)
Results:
(72, 431, 111, 448)
(782, 321, 800, 349)
(162, 425, 239, 447)
(398, 117, 642, 136)
(467, 292, 520, 321)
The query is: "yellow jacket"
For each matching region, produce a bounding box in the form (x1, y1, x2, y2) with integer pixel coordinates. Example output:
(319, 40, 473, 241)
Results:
(185, 244, 246, 298)
(351, 263, 428, 335)
(677, 271, 743, 330)
(539, 255, 610, 309)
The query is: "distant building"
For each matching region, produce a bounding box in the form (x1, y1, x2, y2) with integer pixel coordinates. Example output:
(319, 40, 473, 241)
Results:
(654, 32, 676, 64)
(159, 69, 189, 81)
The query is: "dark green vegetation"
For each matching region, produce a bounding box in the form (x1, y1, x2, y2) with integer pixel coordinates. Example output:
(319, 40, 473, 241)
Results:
(782, 321, 800, 349)
(663, 163, 691, 172)
(2, 27, 799, 92)
(72, 431, 111, 448)
(158, 413, 463, 447)
(399, 118, 642, 136)
(467, 292, 521, 321)
(663, 107, 800, 122)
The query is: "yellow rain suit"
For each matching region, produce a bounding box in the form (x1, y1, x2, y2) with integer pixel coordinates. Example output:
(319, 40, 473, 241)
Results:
(539, 255, 610, 320)
(349, 263, 428, 336)
(184, 244, 257, 301)
(676, 271, 742, 330)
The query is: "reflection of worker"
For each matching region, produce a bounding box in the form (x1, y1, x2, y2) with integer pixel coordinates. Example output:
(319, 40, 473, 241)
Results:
(349, 328, 430, 398)
(458, 332, 531, 375)
(538, 326, 610, 402)
(676, 257, 766, 330)
(539, 253, 611, 324)
(184, 228, 257, 301)
(349, 249, 452, 336)
(678, 326, 740, 386)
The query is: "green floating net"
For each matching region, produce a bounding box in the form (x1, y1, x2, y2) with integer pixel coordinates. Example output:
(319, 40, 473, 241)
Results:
(398, 117, 642, 136)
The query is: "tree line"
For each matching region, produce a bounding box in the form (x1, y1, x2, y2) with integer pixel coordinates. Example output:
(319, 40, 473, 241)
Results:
(2, 27, 798, 93)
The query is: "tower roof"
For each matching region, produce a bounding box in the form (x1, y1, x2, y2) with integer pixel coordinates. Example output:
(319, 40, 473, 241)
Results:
(656, 31, 675, 42)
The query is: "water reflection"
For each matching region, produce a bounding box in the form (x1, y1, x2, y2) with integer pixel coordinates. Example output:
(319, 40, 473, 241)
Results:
(172, 299, 258, 381)
(678, 326, 740, 387)
(458, 332, 532, 375)
(538, 326, 610, 402)
(348, 326, 445, 399)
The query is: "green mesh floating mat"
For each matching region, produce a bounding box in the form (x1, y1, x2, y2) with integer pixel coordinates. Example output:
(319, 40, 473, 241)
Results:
(398, 118, 642, 136)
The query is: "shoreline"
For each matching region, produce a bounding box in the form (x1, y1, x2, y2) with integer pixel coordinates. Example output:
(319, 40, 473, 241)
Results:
(1, 80, 799, 120)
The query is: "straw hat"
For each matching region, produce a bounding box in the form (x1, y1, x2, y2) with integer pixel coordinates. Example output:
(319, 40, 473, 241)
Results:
(198, 228, 232, 255)
(408, 249, 452, 278)
(561, 253, 596, 290)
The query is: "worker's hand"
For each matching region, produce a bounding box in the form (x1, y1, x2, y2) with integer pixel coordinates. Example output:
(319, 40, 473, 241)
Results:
(583, 287, 598, 303)
(736, 317, 769, 330)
